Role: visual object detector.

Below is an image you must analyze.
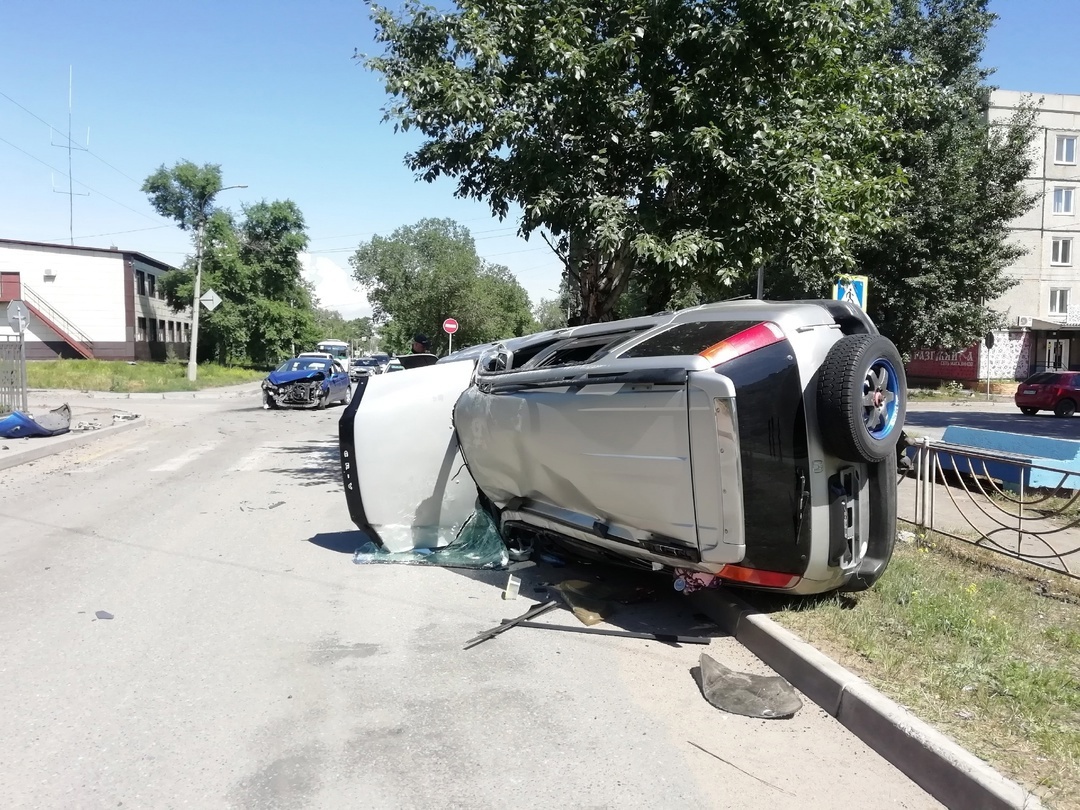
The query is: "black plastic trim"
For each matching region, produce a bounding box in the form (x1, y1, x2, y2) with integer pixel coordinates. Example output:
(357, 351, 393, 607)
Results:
(338, 375, 380, 543)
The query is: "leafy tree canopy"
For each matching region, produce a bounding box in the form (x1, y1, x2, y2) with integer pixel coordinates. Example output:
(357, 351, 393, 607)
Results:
(158, 199, 318, 367)
(363, 0, 931, 322)
(350, 217, 534, 354)
(142, 161, 224, 231)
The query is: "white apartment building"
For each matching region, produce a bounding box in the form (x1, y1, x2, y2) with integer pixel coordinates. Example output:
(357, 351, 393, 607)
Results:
(987, 90, 1080, 378)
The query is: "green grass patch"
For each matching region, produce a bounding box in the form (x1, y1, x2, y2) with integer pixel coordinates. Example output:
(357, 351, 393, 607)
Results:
(762, 535, 1080, 809)
(27, 359, 266, 393)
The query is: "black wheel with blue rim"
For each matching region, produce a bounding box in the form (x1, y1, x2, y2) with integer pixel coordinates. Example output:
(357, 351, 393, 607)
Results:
(818, 334, 907, 464)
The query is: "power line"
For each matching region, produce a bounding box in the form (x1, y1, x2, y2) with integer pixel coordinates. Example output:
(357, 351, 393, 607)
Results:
(0, 134, 165, 223)
(0, 88, 142, 184)
(40, 225, 173, 243)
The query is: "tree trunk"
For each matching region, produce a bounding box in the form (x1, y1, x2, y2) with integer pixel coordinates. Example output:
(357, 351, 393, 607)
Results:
(570, 239, 634, 324)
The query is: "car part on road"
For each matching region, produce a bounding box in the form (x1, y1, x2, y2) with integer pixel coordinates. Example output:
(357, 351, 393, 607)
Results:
(502, 619, 712, 645)
(0, 403, 72, 439)
(698, 652, 802, 719)
(463, 600, 556, 649)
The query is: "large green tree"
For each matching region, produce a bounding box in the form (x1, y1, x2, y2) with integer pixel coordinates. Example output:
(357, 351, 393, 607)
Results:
(350, 217, 534, 354)
(363, 0, 929, 322)
(158, 200, 317, 366)
(845, 0, 1038, 355)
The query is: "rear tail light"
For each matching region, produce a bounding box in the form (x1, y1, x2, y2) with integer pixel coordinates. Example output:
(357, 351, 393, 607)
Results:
(718, 564, 801, 589)
(699, 322, 785, 366)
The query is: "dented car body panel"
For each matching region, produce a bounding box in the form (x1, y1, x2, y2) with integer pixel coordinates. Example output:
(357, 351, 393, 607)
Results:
(339, 299, 904, 596)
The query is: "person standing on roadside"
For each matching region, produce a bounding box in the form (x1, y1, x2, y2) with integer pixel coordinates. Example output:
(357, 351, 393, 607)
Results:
(411, 333, 431, 354)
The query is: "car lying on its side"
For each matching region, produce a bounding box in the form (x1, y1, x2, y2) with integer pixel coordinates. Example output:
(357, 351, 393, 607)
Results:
(263, 356, 352, 410)
(1014, 371, 1080, 417)
(338, 299, 907, 596)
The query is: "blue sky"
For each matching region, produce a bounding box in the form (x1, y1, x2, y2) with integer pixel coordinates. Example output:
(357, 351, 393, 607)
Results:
(0, 0, 1075, 319)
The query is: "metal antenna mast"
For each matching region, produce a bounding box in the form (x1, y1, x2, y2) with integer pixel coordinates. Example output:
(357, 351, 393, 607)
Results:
(51, 65, 89, 245)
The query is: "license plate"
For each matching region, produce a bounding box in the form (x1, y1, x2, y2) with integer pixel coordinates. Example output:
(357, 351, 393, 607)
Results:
(1023, 390, 1038, 395)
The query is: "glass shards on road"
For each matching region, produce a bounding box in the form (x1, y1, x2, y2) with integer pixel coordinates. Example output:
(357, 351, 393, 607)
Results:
(353, 507, 508, 570)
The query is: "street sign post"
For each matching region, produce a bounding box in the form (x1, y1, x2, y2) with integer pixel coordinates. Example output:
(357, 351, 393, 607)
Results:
(7, 300, 29, 335)
(443, 317, 459, 354)
(832, 275, 868, 311)
(5, 300, 29, 412)
(200, 289, 222, 312)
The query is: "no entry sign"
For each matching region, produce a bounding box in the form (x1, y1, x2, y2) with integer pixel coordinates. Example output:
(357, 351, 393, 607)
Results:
(442, 318, 459, 334)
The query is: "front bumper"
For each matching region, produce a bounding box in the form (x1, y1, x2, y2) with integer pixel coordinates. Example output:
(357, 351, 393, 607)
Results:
(264, 381, 325, 408)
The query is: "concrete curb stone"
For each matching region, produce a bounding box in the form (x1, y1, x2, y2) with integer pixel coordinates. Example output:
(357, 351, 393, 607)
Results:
(691, 589, 1045, 810)
(0, 417, 145, 472)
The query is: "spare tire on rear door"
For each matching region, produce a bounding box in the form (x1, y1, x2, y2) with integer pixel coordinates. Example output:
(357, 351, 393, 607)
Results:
(817, 334, 907, 464)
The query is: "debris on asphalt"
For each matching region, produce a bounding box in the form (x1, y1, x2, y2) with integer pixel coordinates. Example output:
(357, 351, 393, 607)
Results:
(269, 501, 285, 510)
(353, 508, 508, 570)
(551, 579, 615, 626)
(94, 610, 114, 620)
(464, 600, 557, 649)
(672, 569, 722, 594)
(687, 741, 796, 796)
(504, 619, 711, 645)
(0, 403, 71, 439)
(73, 421, 101, 431)
(502, 574, 521, 600)
(698, 652, 802, 719)
(539, 551, 566, 567)
(113, 412, 140, 422)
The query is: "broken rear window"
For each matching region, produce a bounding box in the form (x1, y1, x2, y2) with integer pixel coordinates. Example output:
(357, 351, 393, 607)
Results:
(619, 321, 761, 358)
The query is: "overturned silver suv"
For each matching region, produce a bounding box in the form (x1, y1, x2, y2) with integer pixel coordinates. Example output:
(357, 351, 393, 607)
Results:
(339, 299, 906, 596)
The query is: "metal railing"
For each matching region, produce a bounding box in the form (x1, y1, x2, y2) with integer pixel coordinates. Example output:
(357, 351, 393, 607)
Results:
(903, 438, 1080, 579)
(0, 334, 27, 414)
(21, 284, 94, 353)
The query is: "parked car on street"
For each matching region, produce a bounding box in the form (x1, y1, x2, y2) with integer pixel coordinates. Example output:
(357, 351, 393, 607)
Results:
(349, 356, 382, 381)
(339, 299, 907, 596)
(263, 356, 352, 410)
(1014, 371, 1080, 417)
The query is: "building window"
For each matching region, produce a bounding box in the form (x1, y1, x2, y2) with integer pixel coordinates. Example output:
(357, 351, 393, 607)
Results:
(167, 321, 175, 342)
(1053, 238, 1073, 266)
(136, 270, 146, 296)
(184, 323, 191, 342)
(137, 317, 147, 341)
(149, 320, 158, 341)
(159, 320, 166, 341)
(1054, 187, 1075, 215)
(147, 274, 157, 299)
(1051, 288, 1071, 315)
(1056, 135, 1077, 165)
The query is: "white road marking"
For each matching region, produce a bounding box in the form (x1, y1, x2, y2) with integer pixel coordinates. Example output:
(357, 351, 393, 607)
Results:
(149, 441, 221, 473)
(69, 441, 161, 474)
(229, 443, 284, 472)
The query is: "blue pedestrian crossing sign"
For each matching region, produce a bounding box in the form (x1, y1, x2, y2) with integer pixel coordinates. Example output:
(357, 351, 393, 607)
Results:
(833, 275, 868, 310)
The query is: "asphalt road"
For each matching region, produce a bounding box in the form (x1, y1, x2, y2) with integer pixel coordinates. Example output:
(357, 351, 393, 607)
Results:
(0, 391, 940, 809)
(906, 396, 1080, 441)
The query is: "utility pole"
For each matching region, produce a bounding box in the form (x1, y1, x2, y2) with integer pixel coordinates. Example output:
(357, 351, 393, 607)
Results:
(51, 66, 89, 245)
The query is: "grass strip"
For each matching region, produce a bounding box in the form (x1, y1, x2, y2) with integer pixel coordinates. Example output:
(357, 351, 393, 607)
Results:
(27, 359, 265, 393)
(758, 534, 1080, 809)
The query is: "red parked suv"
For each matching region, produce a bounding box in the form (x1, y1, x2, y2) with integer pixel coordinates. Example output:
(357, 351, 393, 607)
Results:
(1014, 371, 1080, 417)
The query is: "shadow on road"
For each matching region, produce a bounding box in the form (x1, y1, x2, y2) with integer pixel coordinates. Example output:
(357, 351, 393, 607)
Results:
(263, 440, 340, 486)
(309, 529, 365, 554)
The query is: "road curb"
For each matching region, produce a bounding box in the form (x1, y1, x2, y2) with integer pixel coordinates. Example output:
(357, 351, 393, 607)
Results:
(0, 417, 145, 472)
(691, 589, 1044, 810)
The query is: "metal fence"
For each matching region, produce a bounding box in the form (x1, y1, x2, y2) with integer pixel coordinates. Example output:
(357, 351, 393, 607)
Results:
(902, 438, 1080, 580)
(0, 333, 27, 414)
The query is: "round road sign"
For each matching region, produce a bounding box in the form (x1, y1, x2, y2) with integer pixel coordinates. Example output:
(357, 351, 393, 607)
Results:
(442, 318, 459, 335)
